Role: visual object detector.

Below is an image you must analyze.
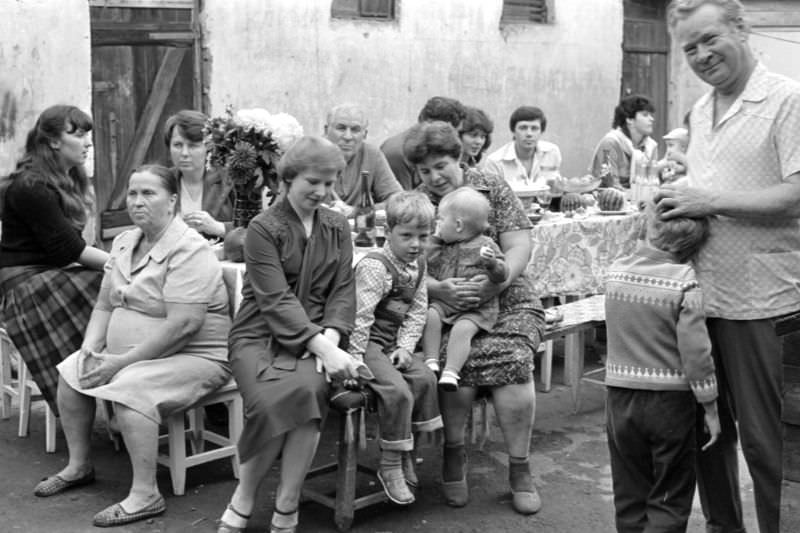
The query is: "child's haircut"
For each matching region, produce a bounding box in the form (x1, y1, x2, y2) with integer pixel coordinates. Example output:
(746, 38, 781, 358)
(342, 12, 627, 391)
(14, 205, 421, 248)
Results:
(646, 202, 710, 262)
(439, 187, 490, 236)
(385, 191, 435, 229)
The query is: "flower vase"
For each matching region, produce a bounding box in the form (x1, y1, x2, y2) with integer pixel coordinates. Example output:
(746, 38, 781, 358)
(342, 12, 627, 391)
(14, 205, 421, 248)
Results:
(224, 183, 264, 262)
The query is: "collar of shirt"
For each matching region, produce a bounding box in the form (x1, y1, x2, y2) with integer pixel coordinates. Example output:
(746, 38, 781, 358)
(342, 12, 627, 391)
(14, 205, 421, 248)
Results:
(696, 62, 768, 128)
(381, 243, 419, 281)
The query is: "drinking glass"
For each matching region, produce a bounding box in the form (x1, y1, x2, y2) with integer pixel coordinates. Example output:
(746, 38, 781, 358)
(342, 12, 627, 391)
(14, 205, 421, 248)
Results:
(536, 190, 552, 211)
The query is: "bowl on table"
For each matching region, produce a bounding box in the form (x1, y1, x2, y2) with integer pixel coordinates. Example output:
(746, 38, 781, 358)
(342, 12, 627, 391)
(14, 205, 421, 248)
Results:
(514, 183, 550, 211)
(562, 174, 602, 194)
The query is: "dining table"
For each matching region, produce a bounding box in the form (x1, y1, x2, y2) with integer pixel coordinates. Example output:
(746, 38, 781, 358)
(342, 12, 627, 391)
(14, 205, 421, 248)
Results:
(526, 208, 645, 301)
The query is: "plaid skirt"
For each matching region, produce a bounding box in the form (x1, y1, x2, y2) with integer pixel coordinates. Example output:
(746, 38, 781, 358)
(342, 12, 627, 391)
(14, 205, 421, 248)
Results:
(0, 264, 102, 414)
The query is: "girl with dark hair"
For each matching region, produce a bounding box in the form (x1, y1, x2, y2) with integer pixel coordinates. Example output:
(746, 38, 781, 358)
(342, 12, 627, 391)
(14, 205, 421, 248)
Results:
(0, 104, 108, 412)
(459, 107, 494, 167)
(589, 94, 659, 189)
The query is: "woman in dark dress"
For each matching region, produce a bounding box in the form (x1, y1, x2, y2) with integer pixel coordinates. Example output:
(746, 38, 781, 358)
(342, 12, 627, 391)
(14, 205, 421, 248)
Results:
(217, 136, 365, 533)
(0, 105, 108, 412)
(404, 121, 545, 515)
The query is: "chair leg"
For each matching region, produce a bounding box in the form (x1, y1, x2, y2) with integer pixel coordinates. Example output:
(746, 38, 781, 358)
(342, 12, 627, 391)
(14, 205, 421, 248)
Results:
(45, 404, 57, 453)
(564, 332, 586, 412)
(540, 340, 553, 392)
(228, 397, 243, 479)
(188, 408, 204, 454)
(0, 338, 12, 419)
(334, 409, 359, 532)
(166, 414, 187, 496)
(17, 359, 32, 438)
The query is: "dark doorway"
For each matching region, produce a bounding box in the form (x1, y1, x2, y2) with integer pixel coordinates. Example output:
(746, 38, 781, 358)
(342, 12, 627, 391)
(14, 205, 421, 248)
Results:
(621, 0, 670, 153)
(90, 0, 203, 241)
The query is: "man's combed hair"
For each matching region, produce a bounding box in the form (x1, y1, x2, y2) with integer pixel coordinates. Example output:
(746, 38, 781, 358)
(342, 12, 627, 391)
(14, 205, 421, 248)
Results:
(385, 190, 435, 229)
(667, 0, 745, 29)
(418, 96, 466, 128)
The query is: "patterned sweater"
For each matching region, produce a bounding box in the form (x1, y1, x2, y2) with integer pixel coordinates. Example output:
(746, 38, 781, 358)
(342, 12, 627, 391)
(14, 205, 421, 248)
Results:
(604, 244, 718, 404)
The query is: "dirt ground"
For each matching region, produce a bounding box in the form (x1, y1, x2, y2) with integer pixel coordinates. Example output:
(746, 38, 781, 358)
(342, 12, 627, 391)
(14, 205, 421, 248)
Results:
(1, 352, 798, 533)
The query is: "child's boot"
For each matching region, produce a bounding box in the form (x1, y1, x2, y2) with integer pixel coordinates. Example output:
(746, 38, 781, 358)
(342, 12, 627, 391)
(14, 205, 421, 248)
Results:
(439, 369, 460, 391)
(378, 450, 415, 505)
(509, 457, 541, 515)
(402, 450, 418, 489)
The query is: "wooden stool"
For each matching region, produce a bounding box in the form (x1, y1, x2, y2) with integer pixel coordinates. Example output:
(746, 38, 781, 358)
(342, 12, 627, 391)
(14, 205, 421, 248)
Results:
(0, 328, 58, 452)
(302, 388, 387, 532)
(155, 378, 243, 495)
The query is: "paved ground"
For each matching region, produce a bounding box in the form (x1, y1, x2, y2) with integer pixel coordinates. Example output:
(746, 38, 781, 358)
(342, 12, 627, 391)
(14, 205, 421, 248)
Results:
(1, 351, 797, 532)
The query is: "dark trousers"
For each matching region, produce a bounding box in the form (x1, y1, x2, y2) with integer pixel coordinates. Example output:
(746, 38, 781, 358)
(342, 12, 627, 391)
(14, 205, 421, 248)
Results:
(364, 342, 442, 451)
(696, 318, 783, 533)
(607, 387, 697, 533)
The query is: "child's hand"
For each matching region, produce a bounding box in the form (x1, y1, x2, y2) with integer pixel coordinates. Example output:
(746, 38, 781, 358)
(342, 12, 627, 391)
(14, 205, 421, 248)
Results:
(701, 403, 721, 451)
(479, 245, 496, 261)
(390, 348, 413, 371)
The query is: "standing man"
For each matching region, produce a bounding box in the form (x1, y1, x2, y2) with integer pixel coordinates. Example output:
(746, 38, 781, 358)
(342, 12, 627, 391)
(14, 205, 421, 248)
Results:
(658, 2, 800, 532)
(325, 103, 402, 208)
(484, 106, 562, 192)
(381, 96, 466, 190)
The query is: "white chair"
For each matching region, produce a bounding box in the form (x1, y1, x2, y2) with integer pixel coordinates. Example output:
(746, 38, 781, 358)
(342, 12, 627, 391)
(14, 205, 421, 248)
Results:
(155, 378, 243, 495)
(0, 328, 58, 453)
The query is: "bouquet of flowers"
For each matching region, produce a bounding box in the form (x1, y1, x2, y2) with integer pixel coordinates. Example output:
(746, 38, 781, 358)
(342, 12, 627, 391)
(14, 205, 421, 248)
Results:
(204, 106, 303, 226)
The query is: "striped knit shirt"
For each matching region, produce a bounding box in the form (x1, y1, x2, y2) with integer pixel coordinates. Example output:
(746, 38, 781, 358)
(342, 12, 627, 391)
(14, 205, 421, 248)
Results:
(604, 244, 718, 404)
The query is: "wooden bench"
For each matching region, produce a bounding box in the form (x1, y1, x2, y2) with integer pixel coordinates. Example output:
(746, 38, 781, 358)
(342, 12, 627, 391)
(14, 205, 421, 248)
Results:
(539, 294, 606, 411)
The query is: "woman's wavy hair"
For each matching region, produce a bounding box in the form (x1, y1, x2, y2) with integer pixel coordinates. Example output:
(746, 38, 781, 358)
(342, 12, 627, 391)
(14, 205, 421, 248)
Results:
(277, 136, 345, 184)
(163, 109, 207, 147)
(0, 105, 94, 229)
(403, 121, 463, 165)
(459, 107, 494, 161)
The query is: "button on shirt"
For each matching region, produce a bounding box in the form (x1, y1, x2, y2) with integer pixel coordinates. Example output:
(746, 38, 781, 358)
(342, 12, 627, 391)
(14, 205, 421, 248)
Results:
(484, 140, 562, 190)
(687, 62, 800, 319)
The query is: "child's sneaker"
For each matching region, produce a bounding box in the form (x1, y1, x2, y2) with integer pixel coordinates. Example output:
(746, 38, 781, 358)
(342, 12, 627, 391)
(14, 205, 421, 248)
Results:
(439, 369, 460, 391)
(424, 358, 440, 374)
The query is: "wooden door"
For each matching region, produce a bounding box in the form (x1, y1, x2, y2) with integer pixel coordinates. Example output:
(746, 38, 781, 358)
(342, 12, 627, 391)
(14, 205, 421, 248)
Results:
(621, 0, 669, 153)
(90, 0, 202, 241)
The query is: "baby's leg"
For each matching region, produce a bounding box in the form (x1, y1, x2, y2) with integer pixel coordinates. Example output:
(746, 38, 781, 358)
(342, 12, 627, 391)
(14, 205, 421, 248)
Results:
(421, 307, 443, 373)
(439, 319, 480, 391)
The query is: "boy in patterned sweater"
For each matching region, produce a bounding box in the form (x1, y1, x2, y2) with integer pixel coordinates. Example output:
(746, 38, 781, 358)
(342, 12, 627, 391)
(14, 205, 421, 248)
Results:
(349, 191, 442, 505)
(604, 204, 720, 532)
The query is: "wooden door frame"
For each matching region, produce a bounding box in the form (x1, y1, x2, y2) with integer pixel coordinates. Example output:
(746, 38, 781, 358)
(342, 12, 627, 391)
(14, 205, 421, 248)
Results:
(90, 0, 205, 239)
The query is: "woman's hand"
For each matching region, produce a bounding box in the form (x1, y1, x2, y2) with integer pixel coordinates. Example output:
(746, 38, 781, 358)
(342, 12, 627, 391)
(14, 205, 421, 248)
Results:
(429, 277, 484, 311)
(317, 346, 363, 382)
(184, 210, 225, 237)
(468, 273, 503, 303)
(77, 348, 124, 389)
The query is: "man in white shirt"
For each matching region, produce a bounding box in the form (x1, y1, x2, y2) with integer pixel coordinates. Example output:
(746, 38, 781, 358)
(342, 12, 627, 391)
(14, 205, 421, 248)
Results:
(483, 106, 562, 192)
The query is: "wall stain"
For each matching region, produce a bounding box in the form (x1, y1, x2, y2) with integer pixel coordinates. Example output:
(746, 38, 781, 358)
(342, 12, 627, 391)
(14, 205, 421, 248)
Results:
(0, 92, 18, 141)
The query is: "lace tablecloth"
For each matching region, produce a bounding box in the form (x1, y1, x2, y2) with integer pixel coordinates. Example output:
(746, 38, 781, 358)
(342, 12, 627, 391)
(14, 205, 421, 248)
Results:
(528, 211, 645, 299)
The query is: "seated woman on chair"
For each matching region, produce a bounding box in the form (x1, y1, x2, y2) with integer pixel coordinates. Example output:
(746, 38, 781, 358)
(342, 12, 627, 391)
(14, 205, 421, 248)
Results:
(33, 164, 232, 528)
(217, 137, 365, 533)
(0, 105, 108, 414)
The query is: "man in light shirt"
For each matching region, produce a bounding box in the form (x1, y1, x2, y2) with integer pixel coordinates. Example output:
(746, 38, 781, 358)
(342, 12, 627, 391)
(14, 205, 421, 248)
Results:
(483, 106, 562, 192)
(657, 2, 800, 532)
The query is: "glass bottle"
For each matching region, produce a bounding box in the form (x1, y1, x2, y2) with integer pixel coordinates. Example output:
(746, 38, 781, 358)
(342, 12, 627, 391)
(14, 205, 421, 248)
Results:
(353, 171, 376, 247)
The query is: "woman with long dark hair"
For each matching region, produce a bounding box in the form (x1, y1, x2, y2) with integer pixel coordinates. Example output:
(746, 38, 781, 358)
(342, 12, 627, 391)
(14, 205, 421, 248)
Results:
(0, 105, 108, 412)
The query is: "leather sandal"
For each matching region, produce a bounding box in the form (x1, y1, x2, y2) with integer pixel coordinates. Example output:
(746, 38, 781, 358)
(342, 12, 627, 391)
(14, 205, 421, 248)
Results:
(217, 503, 251, 533)
(270, 508, 299, 533)
(34, 467, 95, 497)
(377, 468, 415, 505)
(92, 495, 166, 527)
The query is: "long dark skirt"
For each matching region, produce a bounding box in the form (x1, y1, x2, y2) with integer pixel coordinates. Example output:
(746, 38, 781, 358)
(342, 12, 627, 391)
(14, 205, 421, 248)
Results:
(0, 265, 102, 413)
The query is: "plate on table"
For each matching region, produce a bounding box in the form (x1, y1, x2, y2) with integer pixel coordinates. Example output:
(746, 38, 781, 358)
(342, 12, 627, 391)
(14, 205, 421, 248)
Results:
(598, 210, 629, 216)
(527, 213, 543, 224)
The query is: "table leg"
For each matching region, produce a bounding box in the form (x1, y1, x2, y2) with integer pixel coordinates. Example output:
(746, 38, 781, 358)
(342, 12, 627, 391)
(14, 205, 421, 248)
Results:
(563, 332, 585, 411)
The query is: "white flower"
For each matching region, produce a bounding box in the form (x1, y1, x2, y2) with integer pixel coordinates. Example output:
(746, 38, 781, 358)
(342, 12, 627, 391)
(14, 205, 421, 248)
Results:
(266, 112, 304, 152)
(234, 108, 272, 131)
